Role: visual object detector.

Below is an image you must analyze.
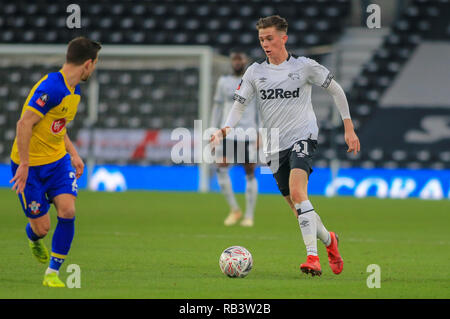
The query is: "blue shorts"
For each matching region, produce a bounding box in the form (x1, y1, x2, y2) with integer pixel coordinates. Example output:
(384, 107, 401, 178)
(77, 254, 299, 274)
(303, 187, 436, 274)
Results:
(11, 154, 78, 219)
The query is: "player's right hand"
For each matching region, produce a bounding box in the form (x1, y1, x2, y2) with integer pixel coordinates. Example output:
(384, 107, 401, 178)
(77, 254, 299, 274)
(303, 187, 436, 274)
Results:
(10, 163, 29, 195)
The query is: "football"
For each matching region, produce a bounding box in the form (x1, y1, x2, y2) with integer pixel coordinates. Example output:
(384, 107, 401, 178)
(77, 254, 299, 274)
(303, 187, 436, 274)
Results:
(219, 246, 253, 278)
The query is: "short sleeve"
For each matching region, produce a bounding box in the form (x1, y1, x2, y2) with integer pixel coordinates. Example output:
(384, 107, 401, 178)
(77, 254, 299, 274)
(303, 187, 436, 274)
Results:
(233, 65, 256, 105)
(213, 77, 225, 104)
(304, 58, 334, 88)
(27, 77, 64, 117)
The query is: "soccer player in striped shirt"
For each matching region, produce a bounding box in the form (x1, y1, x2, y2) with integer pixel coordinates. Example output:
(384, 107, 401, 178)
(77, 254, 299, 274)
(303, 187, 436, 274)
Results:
(211, 16, 360, 276)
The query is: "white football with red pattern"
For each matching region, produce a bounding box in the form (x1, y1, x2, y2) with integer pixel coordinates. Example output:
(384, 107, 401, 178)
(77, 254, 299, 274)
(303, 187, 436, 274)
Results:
(219, 246, 253, 278)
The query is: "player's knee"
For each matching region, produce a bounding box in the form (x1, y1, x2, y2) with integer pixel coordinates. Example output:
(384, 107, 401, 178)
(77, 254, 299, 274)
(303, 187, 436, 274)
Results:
(58, 206, 76, 219)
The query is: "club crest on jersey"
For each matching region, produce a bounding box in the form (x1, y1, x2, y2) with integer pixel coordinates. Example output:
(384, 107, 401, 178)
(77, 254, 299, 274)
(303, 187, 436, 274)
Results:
(36, 93, 49, 107)
(28, 201, 41, 215)
(288, 73, 300, 80)
(51, 118, 66, 134)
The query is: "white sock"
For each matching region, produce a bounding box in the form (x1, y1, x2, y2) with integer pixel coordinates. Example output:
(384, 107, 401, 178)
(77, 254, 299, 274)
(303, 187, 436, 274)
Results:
(244, 174, 258, 219)
(296, 201, 318, 256)
(217, 167, 239, 211)
(315, 213, 331, 247)
(45, 268, 59, 275)
(296, 200, 332, 248)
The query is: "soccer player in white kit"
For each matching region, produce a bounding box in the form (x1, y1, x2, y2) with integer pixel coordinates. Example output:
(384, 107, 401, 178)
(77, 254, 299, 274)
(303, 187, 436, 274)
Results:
(211, 15, 360, 276)
(210, 50, 260, 227)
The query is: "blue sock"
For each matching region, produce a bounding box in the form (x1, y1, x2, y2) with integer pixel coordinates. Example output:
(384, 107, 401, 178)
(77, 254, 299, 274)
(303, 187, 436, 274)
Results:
(49, 217, 75, 271)
(26, 223, 42, 242)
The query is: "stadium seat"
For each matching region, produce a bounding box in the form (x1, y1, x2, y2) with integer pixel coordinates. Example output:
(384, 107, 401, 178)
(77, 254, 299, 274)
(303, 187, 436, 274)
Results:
(196, 5, 211, 17)
(346, 0, 450, 170)
(368, 149, 384, 161)
(2, 0, 447, 169)
(292, 19, 309, 32)
(439, 151, 450, 162)
(416, 150, 432, 162)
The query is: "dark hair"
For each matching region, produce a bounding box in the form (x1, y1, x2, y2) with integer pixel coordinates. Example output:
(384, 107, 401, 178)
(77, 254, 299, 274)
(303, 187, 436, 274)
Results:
(256, 15, 288, 33)
(66, 37, 102, 65)
(229, 48, 248, 57)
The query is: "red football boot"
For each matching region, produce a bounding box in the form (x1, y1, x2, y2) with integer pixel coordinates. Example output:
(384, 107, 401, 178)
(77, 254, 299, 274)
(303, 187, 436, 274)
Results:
(300, 255, 322, 277)
(326, 232, 343, 274)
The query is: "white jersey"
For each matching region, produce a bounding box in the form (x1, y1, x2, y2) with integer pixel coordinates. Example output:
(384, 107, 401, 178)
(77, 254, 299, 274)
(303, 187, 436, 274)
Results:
(233, 54, 334, 158)
(212, 74, 259, 141)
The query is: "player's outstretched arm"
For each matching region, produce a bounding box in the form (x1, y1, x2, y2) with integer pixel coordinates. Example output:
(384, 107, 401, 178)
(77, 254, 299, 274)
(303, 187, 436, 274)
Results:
(64, 133, 84, 179)
(210, 66, 255, 148)
(210, 100, 246, 148)
(10, 110, 41, 194)
(324, 79, 360, 155)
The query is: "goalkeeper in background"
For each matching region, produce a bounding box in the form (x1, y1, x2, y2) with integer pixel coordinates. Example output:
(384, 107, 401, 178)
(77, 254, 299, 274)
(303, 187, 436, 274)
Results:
(210, 50, 260, 227)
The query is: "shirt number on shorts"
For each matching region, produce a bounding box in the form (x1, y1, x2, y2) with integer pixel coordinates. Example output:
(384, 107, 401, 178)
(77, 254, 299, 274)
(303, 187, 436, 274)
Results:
(69, 172, 78, 193)
(293, 141, 309, 157)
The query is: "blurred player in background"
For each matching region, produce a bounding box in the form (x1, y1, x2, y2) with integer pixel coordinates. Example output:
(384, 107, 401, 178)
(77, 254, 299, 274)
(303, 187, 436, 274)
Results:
(210, 50, 260, 227)
(211, 16, 360, 276)
(9, 37, 101, 287)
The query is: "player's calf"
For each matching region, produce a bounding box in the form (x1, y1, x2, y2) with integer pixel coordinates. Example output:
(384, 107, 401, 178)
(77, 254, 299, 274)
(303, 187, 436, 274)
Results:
(47, 216, 75, 274)
(27, 213, 51, 237)
(26, 221, 50, 264)
(44, 194, 77, 275)
(290, 191, 308, 208)
(26, 221, 49, 240)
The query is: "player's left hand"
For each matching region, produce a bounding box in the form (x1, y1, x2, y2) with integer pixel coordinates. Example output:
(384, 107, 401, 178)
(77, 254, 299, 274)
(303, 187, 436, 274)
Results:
(71, 155, 85, 179)
(210, 127, 230, 150)
(345, 129, 360, 155)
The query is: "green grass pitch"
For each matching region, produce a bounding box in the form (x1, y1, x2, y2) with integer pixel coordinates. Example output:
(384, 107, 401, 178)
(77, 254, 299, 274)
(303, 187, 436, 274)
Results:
(0, 189, 449, 299)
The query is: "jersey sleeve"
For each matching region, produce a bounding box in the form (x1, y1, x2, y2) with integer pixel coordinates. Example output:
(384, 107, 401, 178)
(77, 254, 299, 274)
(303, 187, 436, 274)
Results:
(233, 65, 256, 105)
(210, 77, 226, 127)
(213, 77, 225, 105)
(304, 57, 334, 89)
(26, 77, 64, 117)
